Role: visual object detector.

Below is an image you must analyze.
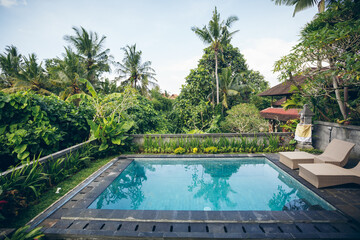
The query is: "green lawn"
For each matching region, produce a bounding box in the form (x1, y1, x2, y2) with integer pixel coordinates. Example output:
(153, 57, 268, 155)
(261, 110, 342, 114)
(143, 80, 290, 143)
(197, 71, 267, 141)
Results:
(4, 155, 116, 228)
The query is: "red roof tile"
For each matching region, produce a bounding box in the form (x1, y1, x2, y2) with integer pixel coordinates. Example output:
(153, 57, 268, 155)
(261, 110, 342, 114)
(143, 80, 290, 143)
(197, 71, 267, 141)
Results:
(260, 107, 301, 121)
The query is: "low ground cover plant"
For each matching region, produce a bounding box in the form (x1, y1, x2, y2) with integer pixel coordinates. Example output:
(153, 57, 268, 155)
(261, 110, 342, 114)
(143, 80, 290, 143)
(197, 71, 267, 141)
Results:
(141, 135, 295, 154)
(3, 225, 44, 240)
(0, 143, 97, 224)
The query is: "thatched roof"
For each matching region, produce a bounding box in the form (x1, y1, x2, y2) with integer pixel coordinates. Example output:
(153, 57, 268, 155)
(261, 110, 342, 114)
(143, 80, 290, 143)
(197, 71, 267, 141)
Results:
(258, 75, 305, 97)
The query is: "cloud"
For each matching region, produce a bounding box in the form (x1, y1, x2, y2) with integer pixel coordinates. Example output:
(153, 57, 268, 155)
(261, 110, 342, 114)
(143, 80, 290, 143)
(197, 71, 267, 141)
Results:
(242, 38, 297, 87)
(155, 55, 201, 94)
(0, 0, 26, 7)
(164, 55, 200, 72)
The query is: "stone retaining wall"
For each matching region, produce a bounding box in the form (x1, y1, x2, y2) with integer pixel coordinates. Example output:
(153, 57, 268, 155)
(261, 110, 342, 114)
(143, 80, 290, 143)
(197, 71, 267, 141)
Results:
(313, 121, 360, 164)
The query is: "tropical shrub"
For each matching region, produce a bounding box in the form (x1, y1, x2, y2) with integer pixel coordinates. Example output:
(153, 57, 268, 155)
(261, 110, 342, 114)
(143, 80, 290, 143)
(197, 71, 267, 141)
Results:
(0, 91, 93, 170)
(281, 119, 299, 132)
(67, 80, 136, 152)
(221, 103, 268, 133)
(150, 87, 173, 112)
(125, 95, 162, 134)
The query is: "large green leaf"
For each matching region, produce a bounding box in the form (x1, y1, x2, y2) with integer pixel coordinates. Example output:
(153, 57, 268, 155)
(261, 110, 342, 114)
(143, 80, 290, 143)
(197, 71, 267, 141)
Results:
(17, 151, 30, 160)
(14, 143, 27, 154)
(79, 78, 97, 98)
(99, 143, 108, 151)
(0, 125, 6, 135)
(87, 119, 98, 133)
(66, 93, 93, 103)
(226, 89, 239, 96)
(111, 137, 122, 145)
(120, 121, 134, 132)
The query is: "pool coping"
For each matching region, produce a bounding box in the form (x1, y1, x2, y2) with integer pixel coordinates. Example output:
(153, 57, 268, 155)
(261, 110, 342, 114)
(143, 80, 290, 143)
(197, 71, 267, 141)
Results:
(28, 154, 360, 239)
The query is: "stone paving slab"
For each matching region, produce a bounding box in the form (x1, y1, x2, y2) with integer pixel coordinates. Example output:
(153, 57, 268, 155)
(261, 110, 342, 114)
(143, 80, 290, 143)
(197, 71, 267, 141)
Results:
(27, 154, 360, 239)
(42, 219, 360, 239)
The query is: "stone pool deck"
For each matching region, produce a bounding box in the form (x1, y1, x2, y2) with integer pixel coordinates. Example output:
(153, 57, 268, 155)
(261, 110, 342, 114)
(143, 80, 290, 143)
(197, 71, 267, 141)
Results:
(27, 154, 360, 239)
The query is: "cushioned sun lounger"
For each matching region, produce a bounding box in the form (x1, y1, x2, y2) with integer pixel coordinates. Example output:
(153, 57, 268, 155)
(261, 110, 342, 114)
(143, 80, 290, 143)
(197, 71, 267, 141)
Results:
(299, 162, 360, 188)
(279, 139, 355, 169)
(313, 139, 355, 167)
(279, 151, 314, 169)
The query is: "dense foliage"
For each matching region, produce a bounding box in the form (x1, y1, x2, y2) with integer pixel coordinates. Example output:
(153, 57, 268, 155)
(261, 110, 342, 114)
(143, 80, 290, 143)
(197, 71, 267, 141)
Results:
(172, 43, 270, 132)
(221, 103, 268, 133)
(274, 0, 360, 125)
(0, 144, 97, 225)
(0, 91, 93, 170)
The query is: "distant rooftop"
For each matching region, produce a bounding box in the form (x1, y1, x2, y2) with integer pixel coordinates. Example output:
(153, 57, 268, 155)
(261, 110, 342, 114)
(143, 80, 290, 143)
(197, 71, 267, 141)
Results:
(258, 75, 305, 97)
(260, 107, 301, 121)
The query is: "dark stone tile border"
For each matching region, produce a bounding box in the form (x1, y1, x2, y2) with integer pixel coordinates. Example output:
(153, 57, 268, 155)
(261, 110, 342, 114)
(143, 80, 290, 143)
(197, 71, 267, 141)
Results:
(28, 154, 360, 239)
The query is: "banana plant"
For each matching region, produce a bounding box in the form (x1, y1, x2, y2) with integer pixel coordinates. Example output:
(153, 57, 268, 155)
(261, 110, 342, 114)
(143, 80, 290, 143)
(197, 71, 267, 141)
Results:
(87, 116, 133, 151)
(67, 78, 136, 151)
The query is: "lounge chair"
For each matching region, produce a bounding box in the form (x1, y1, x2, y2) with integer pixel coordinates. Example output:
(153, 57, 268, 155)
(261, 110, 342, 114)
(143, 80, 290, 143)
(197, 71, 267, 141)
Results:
(299, 162, 360, 188)
(279, 139, 355, 169)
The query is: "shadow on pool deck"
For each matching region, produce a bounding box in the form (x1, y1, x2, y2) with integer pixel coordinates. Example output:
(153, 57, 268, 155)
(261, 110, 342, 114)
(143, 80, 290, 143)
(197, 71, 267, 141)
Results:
(27, 154, 360, 239)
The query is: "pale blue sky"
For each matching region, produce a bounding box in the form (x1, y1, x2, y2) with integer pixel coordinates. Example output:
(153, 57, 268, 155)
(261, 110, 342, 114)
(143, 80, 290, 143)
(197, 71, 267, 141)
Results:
(0, 0, 317, 94)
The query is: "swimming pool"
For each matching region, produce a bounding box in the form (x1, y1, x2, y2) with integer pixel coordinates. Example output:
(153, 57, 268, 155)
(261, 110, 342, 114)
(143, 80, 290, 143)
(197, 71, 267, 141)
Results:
(88, 158, 334, 211)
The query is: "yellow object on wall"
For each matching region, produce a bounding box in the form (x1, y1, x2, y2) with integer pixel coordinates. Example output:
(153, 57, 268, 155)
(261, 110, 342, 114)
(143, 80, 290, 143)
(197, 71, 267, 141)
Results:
(294, 124, 312, 143)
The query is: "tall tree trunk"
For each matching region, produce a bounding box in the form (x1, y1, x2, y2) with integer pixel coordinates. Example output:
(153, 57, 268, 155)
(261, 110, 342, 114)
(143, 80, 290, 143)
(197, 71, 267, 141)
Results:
(344, 86, 348, 115)
(332, 75, 347, 119)
(329, 59, 347, 119)
(215, 51, 219, 104)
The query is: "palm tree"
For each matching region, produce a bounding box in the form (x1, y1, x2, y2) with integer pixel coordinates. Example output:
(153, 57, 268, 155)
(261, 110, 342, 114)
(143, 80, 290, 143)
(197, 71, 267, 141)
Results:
(218, 67, 240, 109)
(192, 7, 239, 105)
(0, 45, 22, 81)
(272, 0, 336, 16)
(98, 78, 121, 94)
(116, 44, 157, 95)
(64, 26, 111, 85)
(10, 54, 52, 94)
(47, 47, 86, 99)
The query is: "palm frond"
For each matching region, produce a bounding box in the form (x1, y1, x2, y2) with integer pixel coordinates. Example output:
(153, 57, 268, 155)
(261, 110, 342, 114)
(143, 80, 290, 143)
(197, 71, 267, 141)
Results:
(225, 15, 239, 27)
(293, 0, 318, 16)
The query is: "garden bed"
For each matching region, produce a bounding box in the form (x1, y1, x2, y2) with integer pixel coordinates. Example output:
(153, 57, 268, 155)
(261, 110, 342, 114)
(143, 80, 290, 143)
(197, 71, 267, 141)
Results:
(134, 133, 295, 154)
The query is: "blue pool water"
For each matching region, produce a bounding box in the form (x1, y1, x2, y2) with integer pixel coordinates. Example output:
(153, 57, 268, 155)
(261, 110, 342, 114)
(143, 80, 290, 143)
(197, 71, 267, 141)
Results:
(88, 158, 334, 211)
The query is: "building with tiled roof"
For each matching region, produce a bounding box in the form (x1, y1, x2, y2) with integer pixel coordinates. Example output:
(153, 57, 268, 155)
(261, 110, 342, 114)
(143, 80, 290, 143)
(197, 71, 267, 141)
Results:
(258, 76, 305, 132)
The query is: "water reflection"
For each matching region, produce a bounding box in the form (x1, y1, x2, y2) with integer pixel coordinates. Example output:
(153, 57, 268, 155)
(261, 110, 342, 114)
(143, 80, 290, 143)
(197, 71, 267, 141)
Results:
(188, 161, 241, 210)
(268, 185, 297, 210)
(268, 173, 325, 211)
(89, 159, 331, 211)
(92, 162, 148, 209)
